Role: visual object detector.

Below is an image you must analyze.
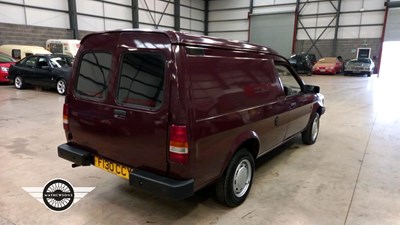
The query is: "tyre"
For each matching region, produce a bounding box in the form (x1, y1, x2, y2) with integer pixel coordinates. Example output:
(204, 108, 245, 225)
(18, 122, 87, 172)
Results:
(216, 149, 255, 207)
(56, 79, 67, 95)
(367, 72, 371, 77)
(302, 113, 320, 145)
(14, 76, 25, 89)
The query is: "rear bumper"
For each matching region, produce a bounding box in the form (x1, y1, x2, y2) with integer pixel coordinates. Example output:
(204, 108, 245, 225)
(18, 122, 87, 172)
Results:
(57, 143, 194, 200)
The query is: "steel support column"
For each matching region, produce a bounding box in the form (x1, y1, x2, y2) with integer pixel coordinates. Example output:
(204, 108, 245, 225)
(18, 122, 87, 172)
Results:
(132, 0, 139, 28)
(174, 0, 180, 31)
(247, 0, 254, 41)
(378, 1, 390, 77)
(205, 0, 209, 35)
(67, 0, 79, 39)
(292, 0, 300, 54)
(333, 0, 342, 56)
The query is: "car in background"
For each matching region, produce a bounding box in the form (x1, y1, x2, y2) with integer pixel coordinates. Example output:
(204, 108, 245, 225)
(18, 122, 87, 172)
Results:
(288, 54, 313, 75)
(8, 54, 72, 95)
(312, 57, 342, 75)
(0, 52, 16, 83)
(344, 58, 375, 77)
(306, 54, 317, 65)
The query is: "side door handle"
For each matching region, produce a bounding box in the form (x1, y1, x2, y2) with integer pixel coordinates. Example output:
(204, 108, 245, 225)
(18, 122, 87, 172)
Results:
(113, 109, 126, 119)
(290, 102, 297, 109)
(274, 116, 280, 126)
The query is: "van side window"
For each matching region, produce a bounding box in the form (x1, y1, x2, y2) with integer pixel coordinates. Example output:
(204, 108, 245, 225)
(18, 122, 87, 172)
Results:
(76, 52, 111, 99)
(275, 64, 301, 96)
(116, 52, 165, 109)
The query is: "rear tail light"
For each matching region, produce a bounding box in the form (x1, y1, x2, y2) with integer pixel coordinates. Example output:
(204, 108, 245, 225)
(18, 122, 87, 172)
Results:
(169, 125, 188, 164)
(63, 103, 69, 132)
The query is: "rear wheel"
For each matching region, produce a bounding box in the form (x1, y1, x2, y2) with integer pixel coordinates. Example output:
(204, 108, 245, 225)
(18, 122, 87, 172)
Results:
(216, 149, 255, 207)
(56, 79, 67, 95)
(302, 113, 320, 145)
(14, 76, 25, 89)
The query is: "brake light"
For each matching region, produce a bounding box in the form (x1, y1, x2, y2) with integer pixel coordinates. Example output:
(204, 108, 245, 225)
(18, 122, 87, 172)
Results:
(63, 103, 69, 131)
(169, 125, 188, 164)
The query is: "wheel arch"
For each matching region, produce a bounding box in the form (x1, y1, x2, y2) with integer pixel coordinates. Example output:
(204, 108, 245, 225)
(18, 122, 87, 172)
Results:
(218, 131, 260, 178)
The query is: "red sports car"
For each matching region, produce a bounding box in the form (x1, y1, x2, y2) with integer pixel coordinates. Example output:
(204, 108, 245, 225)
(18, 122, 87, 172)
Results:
(0, 52, 16, 83)
(312, 57, 342, 75)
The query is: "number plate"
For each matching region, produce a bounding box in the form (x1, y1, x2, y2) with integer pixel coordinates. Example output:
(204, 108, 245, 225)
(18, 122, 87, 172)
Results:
(94, 156, 132, 179)
(320, 69, 325, 72)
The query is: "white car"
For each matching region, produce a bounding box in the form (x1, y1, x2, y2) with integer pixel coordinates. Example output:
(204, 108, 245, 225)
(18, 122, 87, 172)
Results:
(344, 58, 375, 77)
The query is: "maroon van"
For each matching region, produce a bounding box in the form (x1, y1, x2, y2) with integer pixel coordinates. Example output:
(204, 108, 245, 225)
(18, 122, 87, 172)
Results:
(58, 29, 325, 207)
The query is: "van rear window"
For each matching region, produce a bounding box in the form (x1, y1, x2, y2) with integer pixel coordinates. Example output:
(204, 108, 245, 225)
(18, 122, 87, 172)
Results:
(76, 52, 112, 99)
(117, 52, 165, 109)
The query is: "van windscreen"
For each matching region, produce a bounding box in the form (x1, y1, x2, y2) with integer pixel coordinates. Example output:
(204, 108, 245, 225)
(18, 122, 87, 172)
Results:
(116, 52, 165, 109)
(76, 52, 112, 99)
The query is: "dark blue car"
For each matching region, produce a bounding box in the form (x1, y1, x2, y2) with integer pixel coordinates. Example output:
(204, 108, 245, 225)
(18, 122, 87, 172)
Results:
(8, 54, 72, 95)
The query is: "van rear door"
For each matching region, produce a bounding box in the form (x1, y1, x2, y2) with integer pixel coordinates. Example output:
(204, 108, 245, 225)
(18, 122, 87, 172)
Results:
(69, 31, 172, 174)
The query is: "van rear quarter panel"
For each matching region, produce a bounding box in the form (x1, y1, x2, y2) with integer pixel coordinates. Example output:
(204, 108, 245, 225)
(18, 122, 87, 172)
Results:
(184, 47, 288, 189)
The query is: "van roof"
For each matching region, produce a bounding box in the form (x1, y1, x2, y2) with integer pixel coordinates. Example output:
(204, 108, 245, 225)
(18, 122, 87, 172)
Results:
(46, 39, 80, 42)
(0, 44, 46, 49)
(82, 29, 278, 55)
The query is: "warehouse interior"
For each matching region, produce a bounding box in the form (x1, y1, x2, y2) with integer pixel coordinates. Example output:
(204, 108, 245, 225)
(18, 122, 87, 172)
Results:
(1, 0, 400, 224)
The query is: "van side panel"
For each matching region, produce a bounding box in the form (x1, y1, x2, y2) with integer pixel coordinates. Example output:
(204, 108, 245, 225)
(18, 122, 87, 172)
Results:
(185, 47, 288, 189)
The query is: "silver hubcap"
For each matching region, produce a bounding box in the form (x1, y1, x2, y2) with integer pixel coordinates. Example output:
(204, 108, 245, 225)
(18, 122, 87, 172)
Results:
(233, 159, 252, 197)
(15, 77, 22, 88)
(311, 114, 320, 141)
(57, 80, 65, 94)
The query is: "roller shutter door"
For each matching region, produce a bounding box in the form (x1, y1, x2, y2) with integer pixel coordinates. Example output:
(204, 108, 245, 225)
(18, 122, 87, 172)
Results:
(384, 7, 400, 41)
(249, 12, 295, 58)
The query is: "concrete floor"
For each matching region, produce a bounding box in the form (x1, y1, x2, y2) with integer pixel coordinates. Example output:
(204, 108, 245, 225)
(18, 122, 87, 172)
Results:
(0, 74, 399, 225)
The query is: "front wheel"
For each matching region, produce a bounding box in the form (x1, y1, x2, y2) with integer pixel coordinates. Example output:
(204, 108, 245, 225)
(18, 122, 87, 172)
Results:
(302, 113, 320, 145)
(215, 149, 255, 207)
(14, 76, 25, 89)
(56, 79, 67, 95)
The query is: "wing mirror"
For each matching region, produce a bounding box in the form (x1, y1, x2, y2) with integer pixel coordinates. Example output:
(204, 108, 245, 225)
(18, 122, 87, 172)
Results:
(304, 84, 320, 94)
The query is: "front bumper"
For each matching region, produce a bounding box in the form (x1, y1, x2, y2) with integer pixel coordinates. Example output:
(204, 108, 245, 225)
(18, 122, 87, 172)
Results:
(344, 70, 371, 74)
(312, 69, 335, 74)
(57, 143, 194, 200)
(0, 73, 9, 82)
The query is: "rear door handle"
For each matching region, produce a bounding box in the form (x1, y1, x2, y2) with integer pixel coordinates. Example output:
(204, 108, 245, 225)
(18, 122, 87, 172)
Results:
(113, 109, 126, 119)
